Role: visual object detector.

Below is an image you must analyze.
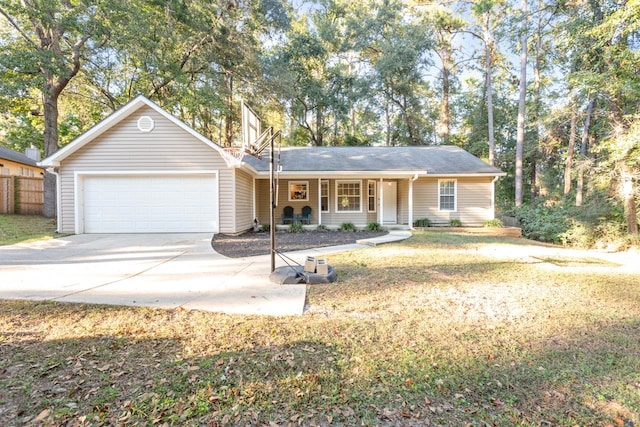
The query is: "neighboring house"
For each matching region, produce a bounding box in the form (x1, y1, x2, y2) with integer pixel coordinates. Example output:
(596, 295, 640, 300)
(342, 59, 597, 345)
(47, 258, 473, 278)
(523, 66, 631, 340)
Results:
(39, 96, 505, 235)
(0, 146, 43, 177)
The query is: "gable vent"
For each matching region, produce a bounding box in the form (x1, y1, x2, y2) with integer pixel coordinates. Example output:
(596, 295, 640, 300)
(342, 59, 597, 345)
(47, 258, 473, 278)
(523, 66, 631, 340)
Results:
(137, 116, 155, 132)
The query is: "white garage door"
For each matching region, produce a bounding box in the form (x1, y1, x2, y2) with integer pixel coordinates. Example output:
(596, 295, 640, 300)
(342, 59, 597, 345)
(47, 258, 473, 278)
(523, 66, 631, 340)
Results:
(83, 174, 218, 233)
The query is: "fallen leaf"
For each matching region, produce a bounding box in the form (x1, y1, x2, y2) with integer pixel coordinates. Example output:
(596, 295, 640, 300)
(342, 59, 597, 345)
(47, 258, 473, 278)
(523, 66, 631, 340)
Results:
(33, 408, 51, 422)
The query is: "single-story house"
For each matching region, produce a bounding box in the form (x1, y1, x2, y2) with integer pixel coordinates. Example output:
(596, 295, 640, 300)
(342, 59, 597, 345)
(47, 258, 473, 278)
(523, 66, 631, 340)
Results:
(39, 96, 505, 234)
(0, 146, 44, 177)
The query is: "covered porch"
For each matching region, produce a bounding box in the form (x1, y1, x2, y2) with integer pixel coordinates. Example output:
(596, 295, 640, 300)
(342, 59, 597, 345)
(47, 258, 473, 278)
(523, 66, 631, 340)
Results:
(253, 175, 421, 229)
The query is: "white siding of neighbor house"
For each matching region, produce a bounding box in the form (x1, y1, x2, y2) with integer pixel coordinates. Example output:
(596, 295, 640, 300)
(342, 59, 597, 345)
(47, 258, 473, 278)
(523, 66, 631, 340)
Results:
(234, 168, 254, 232)
(412, 176, 494, 226)
(58, 105, 235, 234)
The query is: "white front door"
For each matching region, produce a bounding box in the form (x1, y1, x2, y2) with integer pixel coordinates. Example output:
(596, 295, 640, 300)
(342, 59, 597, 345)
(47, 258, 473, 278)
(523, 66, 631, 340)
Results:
(382, 181, 397, 224)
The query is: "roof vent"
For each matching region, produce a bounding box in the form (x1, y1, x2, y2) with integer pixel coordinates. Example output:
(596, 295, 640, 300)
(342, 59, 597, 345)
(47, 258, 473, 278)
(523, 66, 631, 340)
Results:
(137, 116, 154, 132)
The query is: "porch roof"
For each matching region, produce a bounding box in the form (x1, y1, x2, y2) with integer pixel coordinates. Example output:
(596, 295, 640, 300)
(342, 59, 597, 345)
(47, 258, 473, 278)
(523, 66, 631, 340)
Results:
(241, 145, 504, 176)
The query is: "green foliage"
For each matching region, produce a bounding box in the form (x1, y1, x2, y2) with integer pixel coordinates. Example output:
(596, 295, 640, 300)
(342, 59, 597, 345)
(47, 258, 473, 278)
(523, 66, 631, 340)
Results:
(413, 218, 432, 227)
(365, 222, 383, 232)
(340, 222, 357, 232)
(316, 224, 328, 231)
(261, 223, 270, 233)
(449, 219, 462, 227)
(288, 221, 304, 233)
(515, 203, 571, 244)
(483, 219, 503, 228)
(516, 195, 636, 250)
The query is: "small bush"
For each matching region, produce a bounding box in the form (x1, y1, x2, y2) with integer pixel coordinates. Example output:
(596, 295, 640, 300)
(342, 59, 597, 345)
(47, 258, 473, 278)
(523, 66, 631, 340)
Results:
(449, 219, 462, 227)
(515, 203, 570, 244)
(483, 219, 503, 228)
(413, 218, 431, 227)
(289, 221, 304, 233)
(365, 222, 384, 232)
(261, 223, 270, 233)
(340, 222, 357, 232)
(316, 224, 328, 231)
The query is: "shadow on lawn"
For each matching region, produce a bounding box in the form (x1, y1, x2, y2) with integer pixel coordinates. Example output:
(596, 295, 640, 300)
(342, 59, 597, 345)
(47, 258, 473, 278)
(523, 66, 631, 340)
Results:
(1, 302, 638, 426)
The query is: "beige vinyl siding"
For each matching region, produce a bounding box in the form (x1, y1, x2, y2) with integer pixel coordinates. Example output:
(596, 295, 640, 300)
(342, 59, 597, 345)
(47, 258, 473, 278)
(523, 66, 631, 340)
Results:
(413, 177, 494, 226)
(255, 179, 270, 226)
(58, 105, 232, 233)
(234, 168, 254, 232)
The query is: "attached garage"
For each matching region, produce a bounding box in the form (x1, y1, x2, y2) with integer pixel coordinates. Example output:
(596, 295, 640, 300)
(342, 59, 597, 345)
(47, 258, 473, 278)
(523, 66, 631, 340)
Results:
(79, 173, 219, 233)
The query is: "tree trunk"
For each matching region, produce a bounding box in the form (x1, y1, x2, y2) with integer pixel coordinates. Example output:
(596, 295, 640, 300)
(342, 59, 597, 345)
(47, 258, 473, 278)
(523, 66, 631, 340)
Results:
(439, 44, 452, 145)
(485, 25, 495, 166)
(42, 82, 60, 219)
(224, 74, 234, 147)
(576, 100, 594, 206)
(621, 166, 638, 236)
(515, 0, 528, 207)
(315, 104, 324, 146)
(564, 109, 577, 195)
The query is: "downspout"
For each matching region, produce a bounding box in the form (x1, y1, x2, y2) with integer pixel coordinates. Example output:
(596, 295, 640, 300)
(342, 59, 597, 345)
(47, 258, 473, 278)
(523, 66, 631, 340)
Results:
(408, 173, 419, 229)
(47, 167, 62, 233)
(491, 175, 499, 219)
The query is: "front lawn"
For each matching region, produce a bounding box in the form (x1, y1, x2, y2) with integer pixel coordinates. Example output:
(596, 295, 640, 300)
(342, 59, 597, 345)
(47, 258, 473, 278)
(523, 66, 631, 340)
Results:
(0, 214, 57, 246)
(1, 232, 638, 426)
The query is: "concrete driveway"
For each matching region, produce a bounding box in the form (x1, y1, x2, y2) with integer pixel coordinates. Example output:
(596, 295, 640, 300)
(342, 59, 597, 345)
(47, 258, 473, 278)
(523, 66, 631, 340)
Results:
(0, 234, 308, 316)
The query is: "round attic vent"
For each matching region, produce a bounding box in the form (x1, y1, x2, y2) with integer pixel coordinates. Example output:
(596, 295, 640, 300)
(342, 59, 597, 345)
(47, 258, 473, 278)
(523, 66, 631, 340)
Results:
(137, 116, 155, 132)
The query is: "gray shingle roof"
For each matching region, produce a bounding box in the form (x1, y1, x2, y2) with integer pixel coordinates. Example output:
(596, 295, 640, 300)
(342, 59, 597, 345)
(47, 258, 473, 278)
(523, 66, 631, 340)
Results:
(242, 145, 503, 175)
(0, 146, 39, 167)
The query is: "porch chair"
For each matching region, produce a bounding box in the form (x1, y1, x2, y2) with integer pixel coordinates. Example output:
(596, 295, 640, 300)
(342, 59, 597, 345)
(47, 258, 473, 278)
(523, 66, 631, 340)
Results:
(282, 206, 295, 224)
(300, 205, 312, 224)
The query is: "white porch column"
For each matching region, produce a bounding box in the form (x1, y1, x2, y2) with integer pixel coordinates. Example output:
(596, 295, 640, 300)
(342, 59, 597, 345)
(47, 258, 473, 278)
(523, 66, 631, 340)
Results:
(378, 177, 384, 224)
(317, 178, 322, 225)
(408, 178, 413, 228)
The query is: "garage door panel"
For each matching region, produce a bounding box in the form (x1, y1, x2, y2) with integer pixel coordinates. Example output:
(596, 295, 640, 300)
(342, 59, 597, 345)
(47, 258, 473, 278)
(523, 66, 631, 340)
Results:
(83, 175, 218, 233)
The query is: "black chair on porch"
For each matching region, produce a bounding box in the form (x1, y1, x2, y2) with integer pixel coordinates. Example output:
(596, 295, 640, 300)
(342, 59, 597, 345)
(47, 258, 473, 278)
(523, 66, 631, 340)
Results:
(282, 206, 295, 224)
(300, 206, 312, 224)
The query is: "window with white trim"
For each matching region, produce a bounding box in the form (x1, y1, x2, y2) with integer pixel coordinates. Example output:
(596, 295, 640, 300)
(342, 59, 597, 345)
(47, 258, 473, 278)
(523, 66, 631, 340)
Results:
(367, 180, 376, 212)
(336, 180, 361, 212)
(288, 181, 309, 201)
(438, 179, 456, 211)
(320, 180, 329, 212)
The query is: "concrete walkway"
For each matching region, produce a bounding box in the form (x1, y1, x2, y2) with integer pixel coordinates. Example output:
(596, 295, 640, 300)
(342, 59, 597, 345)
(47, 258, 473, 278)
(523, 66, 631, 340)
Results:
(0, 231, 411, 316)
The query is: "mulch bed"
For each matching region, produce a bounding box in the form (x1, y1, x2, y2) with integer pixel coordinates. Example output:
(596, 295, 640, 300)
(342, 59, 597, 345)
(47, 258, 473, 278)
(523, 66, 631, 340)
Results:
(211, 230, 387, 258)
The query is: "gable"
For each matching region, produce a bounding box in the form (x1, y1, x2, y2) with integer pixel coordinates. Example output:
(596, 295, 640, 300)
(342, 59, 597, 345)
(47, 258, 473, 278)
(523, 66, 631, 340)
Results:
(40, 95, 234, 168)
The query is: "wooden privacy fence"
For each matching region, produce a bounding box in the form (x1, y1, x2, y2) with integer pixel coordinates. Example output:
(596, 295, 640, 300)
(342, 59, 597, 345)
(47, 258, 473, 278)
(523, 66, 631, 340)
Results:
(0, 176, 44, 215)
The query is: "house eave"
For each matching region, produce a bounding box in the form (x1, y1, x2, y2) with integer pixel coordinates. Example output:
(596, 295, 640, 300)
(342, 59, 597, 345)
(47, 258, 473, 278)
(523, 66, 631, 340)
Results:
(251, 170, 428, 179)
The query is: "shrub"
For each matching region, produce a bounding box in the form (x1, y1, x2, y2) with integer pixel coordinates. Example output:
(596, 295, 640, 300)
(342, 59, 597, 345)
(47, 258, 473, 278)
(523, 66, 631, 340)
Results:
(316, 224, 328, 231)
(413, 218, 431, 227)
(261, 223, 270, 233)
(483, 219, 503, 228)
(289, 221, 304, 233)
(515, 203, 570, 244)
(449, 219, 462, 227)
(340, 222, 357, 232)
(365, 222, 384, 232)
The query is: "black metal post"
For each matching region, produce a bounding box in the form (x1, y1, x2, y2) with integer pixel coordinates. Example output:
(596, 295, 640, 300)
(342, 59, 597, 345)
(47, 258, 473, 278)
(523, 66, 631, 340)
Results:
(269, 128, 276, 272)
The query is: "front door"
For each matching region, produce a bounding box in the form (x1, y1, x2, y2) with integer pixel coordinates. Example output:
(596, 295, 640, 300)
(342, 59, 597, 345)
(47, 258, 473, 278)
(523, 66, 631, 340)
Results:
(382, 181, 397, 224)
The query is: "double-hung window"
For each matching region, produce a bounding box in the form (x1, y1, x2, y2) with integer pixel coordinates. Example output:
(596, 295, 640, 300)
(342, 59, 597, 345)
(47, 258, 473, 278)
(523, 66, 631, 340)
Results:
(336, 180, 361, 212)
(367, 180, 376, 212)
(438, 179, 457, 211)
(320, 180, 329, 212)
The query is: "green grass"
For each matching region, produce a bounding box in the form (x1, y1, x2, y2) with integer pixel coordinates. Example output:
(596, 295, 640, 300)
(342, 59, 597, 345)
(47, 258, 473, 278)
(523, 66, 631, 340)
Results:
(0, 214, 57, 245)
(1, 231, 639, 426)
